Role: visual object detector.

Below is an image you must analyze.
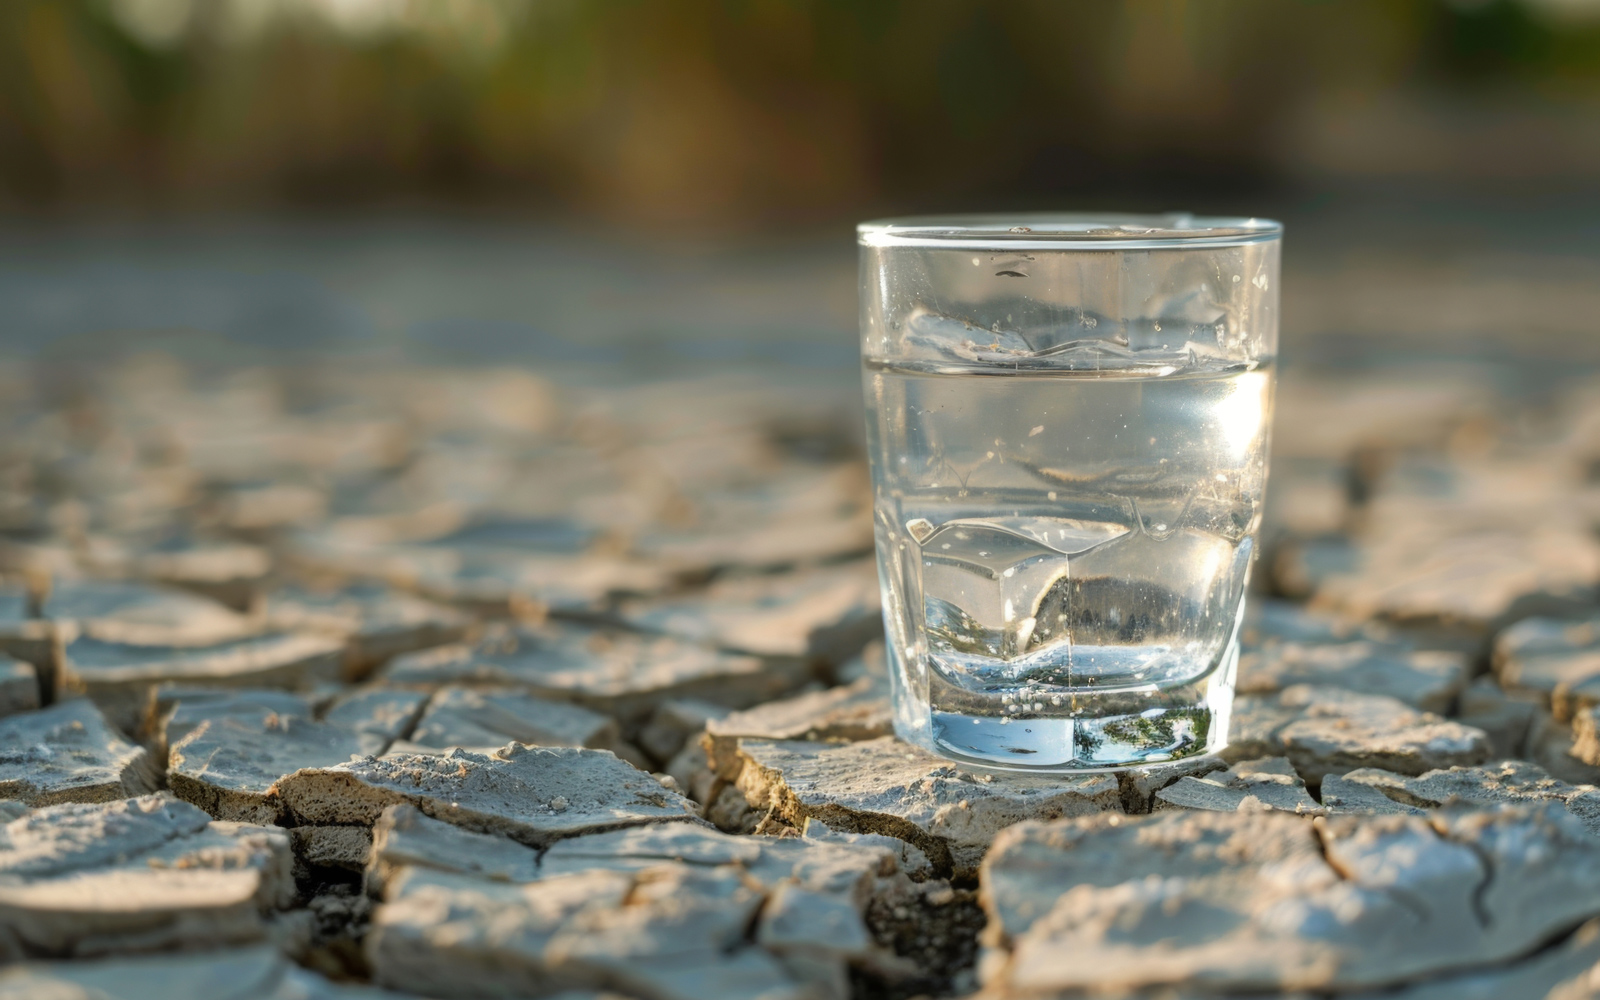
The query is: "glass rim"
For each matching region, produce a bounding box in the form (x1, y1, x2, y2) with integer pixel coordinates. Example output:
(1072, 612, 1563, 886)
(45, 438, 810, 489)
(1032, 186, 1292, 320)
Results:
(857, 212, 1282, 250)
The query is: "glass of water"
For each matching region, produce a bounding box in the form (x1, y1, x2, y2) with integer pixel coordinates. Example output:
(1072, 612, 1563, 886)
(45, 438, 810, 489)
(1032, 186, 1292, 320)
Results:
(860, 214, 1280, 771)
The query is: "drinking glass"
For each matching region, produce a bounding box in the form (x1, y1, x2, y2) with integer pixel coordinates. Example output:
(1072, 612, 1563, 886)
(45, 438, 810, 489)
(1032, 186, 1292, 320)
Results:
(860, 214, 1280, 770)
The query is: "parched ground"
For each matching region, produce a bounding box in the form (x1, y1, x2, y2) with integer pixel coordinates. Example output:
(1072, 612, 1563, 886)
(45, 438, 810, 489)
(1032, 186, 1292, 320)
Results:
(7, 277, 1600, 999)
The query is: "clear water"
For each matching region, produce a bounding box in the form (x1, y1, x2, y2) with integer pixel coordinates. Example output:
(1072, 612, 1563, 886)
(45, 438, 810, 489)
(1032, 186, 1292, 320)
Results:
(863, 349, 1273, 770)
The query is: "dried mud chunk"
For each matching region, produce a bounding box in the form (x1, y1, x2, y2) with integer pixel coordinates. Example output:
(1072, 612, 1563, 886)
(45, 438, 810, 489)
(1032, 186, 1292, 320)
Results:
(0, 658, 37, 718)
(1572, 704, 1600, 768)
(618, 560, 880, 663)
(44, 580, 256, 647)
(1153, 757, 1323, 815)
(1527, 711, 1600, 786)
(265, 584, 473, 680)
(214, 481, 328, 531)
(542, 866, 801, 1000)
(543, 822, 898, 905)
(756, 879, 873, 999)
(365, 867, 634, 998)
(1318, 760, 1600, 835)
(1225, 686, 1491, 785)
(1219, 693, 1304, 762)
(1455, 676, 1540, 759)
(980, 803, 1600, 994)
(0, 942, 420, 998)
(401, 685, 620, 755)
(1241, 598, 1375, 647)
(1349, 916, 1600, 1000)
(537, 820, 756, 877)
(160, 688, 306, 745)
(130, 540, 272, 612)
(320, 687, 431, 757)
(1260, 459, 1350, 540)
(382, 624, 804, 724)
(727, 736, 1121, 878)
(293, 825, 374, 873)
(168, 693, 348, 824)
(0, 699, 156, 806)
(1237, 639, 1466, 713)
(276, 744, 702, 848)
(638, 698, 731, 763)
(800, 818, 935, 881)
(1086, 754, 1223, 816)
(61, 632, 346, 734)
(166, 689, 426, 822)
(366, 804, 541, 895)
(704, 676, 890, 768)
(0, 584, 55, 682)
(0, 793, 211, 876)
(1308, 476, 1600, 636)
(368, 811, 900, 997)
(1495, 615, 1600, 663)
(757, 880, 872, 957)
(417, 549, 674, 618)
(0, 794, 293, 959)
(364, 852, 822, 1000)
(1275, 686, 1490, 783)
(372, 797, 907, 903)
(633, 462, 874, 575)
(1494, 616, 1600, 714)
(292, 526, 672, 618)
(665, 740, 716, 807)
(1319, 772, 1425, 816)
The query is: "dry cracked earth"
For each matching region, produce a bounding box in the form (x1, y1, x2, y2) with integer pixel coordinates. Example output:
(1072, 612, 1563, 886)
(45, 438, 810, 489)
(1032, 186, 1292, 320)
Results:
(5, 357, 1600, 999)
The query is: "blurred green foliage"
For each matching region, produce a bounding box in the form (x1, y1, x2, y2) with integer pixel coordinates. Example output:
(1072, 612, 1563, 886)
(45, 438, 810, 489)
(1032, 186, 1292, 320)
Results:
(1440, 0, 1600, 81)
(0, 0, 1597, 224)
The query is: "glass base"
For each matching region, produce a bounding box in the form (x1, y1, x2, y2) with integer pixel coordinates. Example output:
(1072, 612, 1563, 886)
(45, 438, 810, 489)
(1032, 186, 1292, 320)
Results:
(891, 641, 1237, 774)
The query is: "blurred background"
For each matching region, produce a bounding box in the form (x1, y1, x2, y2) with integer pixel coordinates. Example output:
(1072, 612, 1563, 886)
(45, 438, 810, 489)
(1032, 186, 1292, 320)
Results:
(0, 1, 1598, 803)
(2, 10, 1599, 987)
(0, 0, 1598, 383)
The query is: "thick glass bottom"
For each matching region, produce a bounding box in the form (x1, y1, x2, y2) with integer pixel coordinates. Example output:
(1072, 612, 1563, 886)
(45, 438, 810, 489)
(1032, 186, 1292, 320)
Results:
(891, 641, 1237, 773)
